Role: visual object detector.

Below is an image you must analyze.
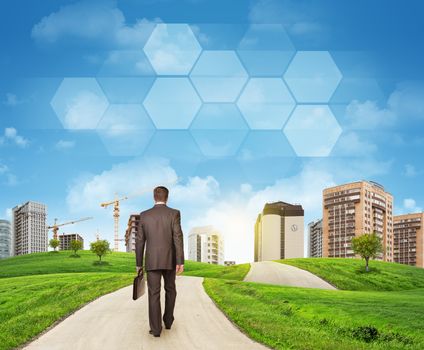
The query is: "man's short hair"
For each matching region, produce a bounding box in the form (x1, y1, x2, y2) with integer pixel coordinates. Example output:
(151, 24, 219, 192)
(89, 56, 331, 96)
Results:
(154, 186, 169, 202)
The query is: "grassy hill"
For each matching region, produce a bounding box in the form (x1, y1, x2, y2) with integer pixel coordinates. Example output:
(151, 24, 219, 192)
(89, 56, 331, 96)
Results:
(0, 251, 249, 350)
(0, 250, 249, 280)
(204, 259, 424, 350)
(278, 258, 424, 291)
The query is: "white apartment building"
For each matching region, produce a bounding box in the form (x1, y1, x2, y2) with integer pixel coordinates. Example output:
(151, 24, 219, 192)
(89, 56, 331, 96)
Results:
(188, 226, 224, 265)
(0, 219, 11, 259)
(13, 201, 48, 255)
(308, 219, 323, 257)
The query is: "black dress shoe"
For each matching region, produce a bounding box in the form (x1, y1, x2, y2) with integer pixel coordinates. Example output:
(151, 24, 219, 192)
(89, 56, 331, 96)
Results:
(165, 325, 171, 330)
(149, 330, 160, 337)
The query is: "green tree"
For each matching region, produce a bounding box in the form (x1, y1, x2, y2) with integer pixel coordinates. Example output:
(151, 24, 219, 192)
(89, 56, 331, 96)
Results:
(351, 233, 383, 272)
(49, 239, 60, 252)
(70, 240, 83, 256)
(90, 240, 110, 262)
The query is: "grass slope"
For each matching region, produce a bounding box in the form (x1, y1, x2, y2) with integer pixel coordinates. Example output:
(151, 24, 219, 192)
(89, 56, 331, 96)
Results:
(204, 279, 424, 350)
(278, 258, 424, 291)
(0, 273, 133, 350)
(0, 250, 248, 281)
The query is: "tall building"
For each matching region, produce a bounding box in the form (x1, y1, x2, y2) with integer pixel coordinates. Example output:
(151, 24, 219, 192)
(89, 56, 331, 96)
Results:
(0, 220, 11, 259)
(308, 219, 323, 257)
(59, 233, 84, 251)
(188, 226, 224, 265)
(393, 213, 424, 268)
(125, 214, 140, 253)
(323, 181, 393, 260)
(12, 201, 48, 256)
(254, 201, 304, 262)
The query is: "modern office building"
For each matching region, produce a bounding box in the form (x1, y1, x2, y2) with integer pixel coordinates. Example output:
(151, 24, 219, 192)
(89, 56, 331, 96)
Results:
(125, 214, 140, 253)
(393, 212, 424, 268)
(188, 226, 224, 265)
(58, 233, 84, 251)
(12, 201, 48, 256)
(254, 201, 304, 261)
(308, 219, 323, 257)
(322, 181, 393, 261)
(0, 219, 11, 259)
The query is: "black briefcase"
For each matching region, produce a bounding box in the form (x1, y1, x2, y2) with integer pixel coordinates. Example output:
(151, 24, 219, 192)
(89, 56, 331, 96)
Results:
(132, 270, 146, 300)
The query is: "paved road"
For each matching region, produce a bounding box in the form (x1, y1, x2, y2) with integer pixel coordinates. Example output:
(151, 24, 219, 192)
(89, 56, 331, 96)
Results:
(24, 276, 267, 350)
(244, 261, 336, 290)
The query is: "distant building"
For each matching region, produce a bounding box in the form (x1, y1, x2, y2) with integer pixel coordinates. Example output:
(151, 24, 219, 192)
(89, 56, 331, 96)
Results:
(254, 201, 304, 262)
(393, 213, 424, 268)
(188, 226, 224, 265)
(59, 233, 84, 251)
(224, 261, 236, 266)
(0, 220, 11, 259)
(12, 201, 48, 256)
(308, 219, 323, 257)
(125, 214, 140, 253)
(323, 181, 393, 261)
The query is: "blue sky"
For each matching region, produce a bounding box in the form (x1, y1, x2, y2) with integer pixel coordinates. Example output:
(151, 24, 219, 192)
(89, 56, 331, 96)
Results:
(1, 0, 423, 262)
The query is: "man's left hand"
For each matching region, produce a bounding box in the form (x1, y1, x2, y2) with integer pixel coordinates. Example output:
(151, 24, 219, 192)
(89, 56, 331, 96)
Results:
(176, 264, 184, 275)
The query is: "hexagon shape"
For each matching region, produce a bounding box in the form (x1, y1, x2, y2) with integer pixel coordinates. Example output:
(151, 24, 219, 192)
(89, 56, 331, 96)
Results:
(190, 51, 248, 102)
(96, 77, 155, 104)
(96, 104, 155, 156)
(237, 78, 295, 129)
(284, 51, 342, 103)
(143, 23, 202, 75)
(50, 78, 109, 129)
(283, 105, 342, 157)
(237, 24, 295, 76)
(190, 104, 249, 157)
(143, 78, 201, 129)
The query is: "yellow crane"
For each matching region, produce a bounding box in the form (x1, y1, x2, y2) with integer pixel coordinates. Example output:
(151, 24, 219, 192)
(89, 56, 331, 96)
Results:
(48, 217, 93, 240)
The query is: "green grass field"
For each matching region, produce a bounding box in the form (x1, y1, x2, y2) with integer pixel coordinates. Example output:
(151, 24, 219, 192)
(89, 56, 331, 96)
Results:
(204, 259, 424, 350)
(0, 250, 248, 350)
(278, 258, 424, 291)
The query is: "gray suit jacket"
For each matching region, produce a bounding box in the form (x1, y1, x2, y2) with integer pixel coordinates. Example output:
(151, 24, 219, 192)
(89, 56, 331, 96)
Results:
(135, 204, 184, 271)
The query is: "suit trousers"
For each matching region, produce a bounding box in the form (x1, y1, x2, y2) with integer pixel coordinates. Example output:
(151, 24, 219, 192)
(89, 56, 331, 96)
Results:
(147, 269, 177, 334)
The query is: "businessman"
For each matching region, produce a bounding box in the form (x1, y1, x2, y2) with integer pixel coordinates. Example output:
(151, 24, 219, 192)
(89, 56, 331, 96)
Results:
(135, 186, 185, 337)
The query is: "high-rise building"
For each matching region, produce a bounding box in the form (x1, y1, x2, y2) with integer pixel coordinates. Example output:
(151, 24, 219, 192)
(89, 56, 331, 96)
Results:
(59, 233, 84, 251)
(393, 213, 424, 268)
(254, 201, 304, 262)
(323, 181, 393, 260)
(308, 219, 323, 257)
(12, 201, 48, 256)
(188, 226, 224, 265)
(125, 214, 140, 253)
(0, 219, 11, 259)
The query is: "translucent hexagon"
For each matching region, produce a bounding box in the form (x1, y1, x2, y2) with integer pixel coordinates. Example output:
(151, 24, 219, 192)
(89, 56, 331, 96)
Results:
(190, 104, 249, 157)
(96, 104, 155, 156)
(96, 77, 155, 104)
(98, 51, 155, 77)
(50, 78, 109, 129)
(237, 24, 295, 76)
(283, 105, 342, 157)
(284, 51, 342, 103)
(330, 78, 385, 104)
(237, 78, 295, 129)
(143, 23, 202, 75)
(143, 78, 201, 129)
(190, 51, 248, 102)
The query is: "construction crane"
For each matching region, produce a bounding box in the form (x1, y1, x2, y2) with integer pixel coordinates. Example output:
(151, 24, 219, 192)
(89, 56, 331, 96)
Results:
(48, 217, 93, 240)
(101, 180, 181, 252)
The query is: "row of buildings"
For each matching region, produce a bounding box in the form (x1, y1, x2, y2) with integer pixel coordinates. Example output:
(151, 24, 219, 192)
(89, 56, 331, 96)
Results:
(0, 201, 84, 259)
(308, 181, 423, 267)
(125, 214, 225, 265)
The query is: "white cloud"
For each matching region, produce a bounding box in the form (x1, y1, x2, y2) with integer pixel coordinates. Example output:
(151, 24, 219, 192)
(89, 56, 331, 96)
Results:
(55, 140, 75, 150)
(2, 93, 23, 106)
(1, 127, 29, 148)
(398, 198, 423, 215)
(332, 131, 377, 157)
(31, 0, 159, 48)
(388, 82, 424, 119)
(0, 162, 18, 187)
(345, 100, 396, 129)
(4, 208, 12, 219)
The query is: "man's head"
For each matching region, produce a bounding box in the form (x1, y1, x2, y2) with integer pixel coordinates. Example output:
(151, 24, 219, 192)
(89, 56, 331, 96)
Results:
(153, 186, 169, 203)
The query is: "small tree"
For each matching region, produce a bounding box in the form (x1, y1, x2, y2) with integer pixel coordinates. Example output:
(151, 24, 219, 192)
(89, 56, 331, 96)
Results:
(90, 240, 110, 262)
(49, 238, 60, 252)
(70, 240, 83, 256)
(351, 233, 382, 272)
